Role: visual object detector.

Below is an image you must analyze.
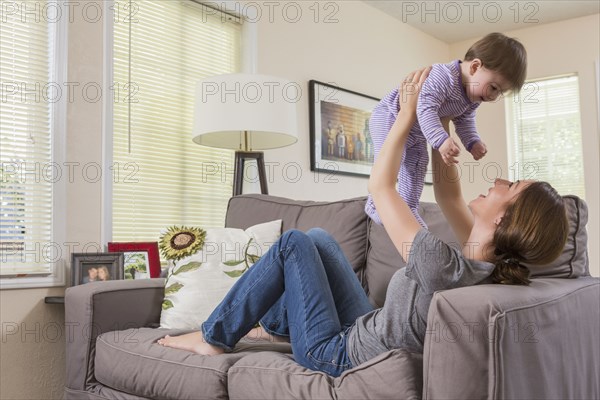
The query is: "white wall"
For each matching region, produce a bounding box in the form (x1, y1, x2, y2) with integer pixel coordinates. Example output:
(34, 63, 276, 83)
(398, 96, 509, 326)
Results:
(449, 14, 600, 276)
(254, 1, 447, 202)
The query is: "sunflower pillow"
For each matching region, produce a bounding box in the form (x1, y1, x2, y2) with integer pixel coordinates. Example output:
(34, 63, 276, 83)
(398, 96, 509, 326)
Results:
(158, 219, 282, 330)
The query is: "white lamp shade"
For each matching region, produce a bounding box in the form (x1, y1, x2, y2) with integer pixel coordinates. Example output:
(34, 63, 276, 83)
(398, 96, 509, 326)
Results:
(192, 73, 299, 150)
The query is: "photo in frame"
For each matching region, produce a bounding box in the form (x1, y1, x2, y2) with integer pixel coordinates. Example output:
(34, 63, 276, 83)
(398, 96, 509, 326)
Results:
(71, 252, 124, 286)
(309, 80, 380, 177)
(107, 242, 161, 279)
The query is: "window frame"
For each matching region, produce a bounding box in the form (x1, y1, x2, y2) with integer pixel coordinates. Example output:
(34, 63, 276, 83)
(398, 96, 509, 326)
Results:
(505, 73, 586, 199)
(0, 0, 68, 289)
(101, 0, 257, 246)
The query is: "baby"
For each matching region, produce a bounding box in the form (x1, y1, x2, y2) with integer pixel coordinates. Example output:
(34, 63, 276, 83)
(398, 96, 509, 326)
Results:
(365, 32, 527, 227)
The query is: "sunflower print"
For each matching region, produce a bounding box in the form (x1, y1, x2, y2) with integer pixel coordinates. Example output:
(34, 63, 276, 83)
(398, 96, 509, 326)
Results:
(159, 226, 206, 261)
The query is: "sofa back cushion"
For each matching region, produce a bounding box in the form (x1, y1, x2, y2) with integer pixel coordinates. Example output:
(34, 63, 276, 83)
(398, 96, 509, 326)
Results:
(366, 202, 459, 307)
(225, 194, 369, 280)
(225, 194, 589, 308)
(526, 195, 589, 278)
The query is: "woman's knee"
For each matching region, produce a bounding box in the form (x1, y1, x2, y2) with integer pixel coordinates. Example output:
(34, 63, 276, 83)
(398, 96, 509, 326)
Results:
(306, 227, 330, 241)
(280, 229, 312, 248)
(306, 228, 340, 259)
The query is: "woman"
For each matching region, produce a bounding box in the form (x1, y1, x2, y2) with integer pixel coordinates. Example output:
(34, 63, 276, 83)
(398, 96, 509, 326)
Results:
(158, 68, 568, 377)
(97, 265, 111, 281)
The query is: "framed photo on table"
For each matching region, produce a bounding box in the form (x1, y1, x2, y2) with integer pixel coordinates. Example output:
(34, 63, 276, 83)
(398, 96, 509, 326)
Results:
(309, 80, 380, 177)
(71, 253, 124, 286)
(107, 242, 161, 279)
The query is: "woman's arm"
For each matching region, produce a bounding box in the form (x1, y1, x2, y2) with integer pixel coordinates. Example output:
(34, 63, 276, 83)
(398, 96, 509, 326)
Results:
(431, 120, 474, 246)
(368, 68, 430, 263)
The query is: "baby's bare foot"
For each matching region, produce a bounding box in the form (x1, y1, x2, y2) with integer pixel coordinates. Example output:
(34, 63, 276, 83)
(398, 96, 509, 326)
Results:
(157, 331, 224, 356)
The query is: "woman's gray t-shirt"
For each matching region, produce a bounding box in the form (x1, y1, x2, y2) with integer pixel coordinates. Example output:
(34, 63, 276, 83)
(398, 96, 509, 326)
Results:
(346, 228, 495, 366)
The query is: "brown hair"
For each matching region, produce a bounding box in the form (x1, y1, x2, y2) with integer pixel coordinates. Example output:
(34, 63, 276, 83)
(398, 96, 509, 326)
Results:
(464, 32, 527, 91)
(491, 182, 568, 285)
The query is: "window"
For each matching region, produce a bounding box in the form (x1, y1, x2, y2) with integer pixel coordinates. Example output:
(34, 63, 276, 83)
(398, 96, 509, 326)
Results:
(0, 0, 66, 288)
(506, 75, 585, 199)
(111, 0, 241, 246)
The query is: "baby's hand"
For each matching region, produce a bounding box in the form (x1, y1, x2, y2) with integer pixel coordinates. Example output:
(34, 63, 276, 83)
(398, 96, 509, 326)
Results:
(439, 137, 460, 165)
(470, 141, 487, 161)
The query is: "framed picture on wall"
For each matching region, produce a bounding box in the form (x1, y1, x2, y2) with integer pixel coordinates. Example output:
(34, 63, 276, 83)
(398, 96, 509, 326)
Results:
(107, 242, 161, 279)
(309, 80, 380, 177)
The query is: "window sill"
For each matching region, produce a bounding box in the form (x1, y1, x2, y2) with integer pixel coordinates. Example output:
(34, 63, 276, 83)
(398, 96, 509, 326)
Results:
(0, 264, 66, 290)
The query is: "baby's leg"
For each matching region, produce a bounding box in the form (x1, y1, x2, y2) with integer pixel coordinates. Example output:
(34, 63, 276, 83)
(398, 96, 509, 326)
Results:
(398, 139, 428, 228)
(365, 98, 398, 225)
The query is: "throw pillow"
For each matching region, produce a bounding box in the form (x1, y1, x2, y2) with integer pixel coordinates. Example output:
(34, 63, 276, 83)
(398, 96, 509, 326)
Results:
(159, 219, 282, 329)
(527, 195, 589, 278)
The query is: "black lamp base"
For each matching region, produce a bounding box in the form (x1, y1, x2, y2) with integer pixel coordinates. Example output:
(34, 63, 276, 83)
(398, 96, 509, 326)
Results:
(233, 151, 268, 196)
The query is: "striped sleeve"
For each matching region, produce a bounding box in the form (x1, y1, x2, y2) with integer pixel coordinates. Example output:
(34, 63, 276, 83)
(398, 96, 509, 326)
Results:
(453, 102, 481, 151)
(416, 67, 452, 150)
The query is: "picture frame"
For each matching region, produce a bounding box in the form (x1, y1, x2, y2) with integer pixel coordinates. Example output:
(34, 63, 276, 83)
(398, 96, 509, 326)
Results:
(309, 80, 380, 177)
(71, 252, 124, 286)
(106, 242, 161, 279)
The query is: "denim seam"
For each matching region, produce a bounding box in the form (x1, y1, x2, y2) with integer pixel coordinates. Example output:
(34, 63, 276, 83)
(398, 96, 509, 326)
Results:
(288, 243, 312, 360)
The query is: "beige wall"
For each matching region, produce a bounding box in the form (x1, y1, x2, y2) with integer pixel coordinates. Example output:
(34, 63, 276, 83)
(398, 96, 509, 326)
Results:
(448, 14, 600, 276)
(0, 1, 104, 398)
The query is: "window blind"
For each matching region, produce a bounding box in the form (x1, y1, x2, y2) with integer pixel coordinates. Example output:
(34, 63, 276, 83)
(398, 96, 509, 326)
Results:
(112, 0, 240, 244)
(507, 75, 586, 199)
(0, 1, 55, 275)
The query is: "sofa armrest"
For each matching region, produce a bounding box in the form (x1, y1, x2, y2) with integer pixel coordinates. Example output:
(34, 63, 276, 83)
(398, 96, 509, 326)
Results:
(65, 278, 165, 391)
(423, 277, 600, 399)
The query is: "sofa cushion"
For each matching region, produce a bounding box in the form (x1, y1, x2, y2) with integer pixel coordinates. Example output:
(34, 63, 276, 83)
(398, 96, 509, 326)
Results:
(94, 328, 292, 400)
(366, 202, 458, 307)
(527, 195, 589, 278)
(225, 194, 369, 277)
(423, 277, 600, 400)
(227, 349, 423, 400)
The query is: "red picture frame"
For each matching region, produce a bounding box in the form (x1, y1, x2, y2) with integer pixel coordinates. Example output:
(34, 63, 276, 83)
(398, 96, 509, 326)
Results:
(107, 242, 161, 278)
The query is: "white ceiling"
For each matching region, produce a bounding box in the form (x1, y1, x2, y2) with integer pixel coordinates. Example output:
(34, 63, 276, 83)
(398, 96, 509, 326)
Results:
(362, 0, 600, 43)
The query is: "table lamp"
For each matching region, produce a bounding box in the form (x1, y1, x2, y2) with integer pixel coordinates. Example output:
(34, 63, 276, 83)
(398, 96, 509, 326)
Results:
(192, 73, 299, 196)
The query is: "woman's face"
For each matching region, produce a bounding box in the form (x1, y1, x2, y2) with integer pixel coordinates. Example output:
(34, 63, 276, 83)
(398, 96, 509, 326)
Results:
(469, 178, 533, 220)
(97, 268, 108, 281)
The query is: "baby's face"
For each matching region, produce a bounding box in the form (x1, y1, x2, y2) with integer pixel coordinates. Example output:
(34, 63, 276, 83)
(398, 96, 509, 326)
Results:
(465, 67, 511, 103)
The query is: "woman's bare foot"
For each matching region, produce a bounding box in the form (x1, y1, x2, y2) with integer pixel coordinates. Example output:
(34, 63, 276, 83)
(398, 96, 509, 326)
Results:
(244, 326, 290, 343)
(157, 331, 225, 356)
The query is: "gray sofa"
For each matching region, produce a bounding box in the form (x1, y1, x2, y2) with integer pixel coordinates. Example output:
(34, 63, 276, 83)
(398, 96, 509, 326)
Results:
(65, 194, 600, 400)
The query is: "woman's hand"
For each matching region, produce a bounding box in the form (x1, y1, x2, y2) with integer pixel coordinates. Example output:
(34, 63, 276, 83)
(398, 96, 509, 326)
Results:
(397, 67, 432, 119)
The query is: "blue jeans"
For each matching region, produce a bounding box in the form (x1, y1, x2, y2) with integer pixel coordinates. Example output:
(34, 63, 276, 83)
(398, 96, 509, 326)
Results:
(201, 228, 374, 377)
